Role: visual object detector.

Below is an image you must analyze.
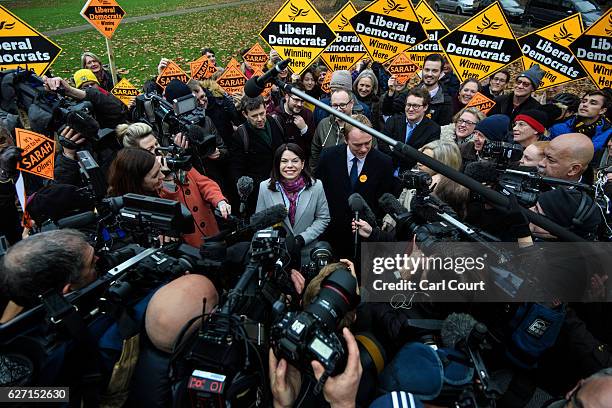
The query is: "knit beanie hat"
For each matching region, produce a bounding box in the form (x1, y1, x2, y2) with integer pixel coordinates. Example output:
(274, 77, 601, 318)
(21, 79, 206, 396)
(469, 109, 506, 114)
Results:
(537, 188, 601, 238)
(73, 69, 99, 89)
(475, 114, 510, 141)
(330, 70, 353, 91)
(514, 110, 547, 134)
(164, 79, 192, 102)
(517, 64, 545, 90)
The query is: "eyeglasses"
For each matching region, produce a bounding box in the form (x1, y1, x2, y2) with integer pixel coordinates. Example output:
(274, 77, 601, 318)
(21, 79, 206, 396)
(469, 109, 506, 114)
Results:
(405, 103, 424, 110)
(515, 79, 533, 88)
(331, 101, 351, 109)
(457, 118, 477, 126)
(490, 76, 507, 83)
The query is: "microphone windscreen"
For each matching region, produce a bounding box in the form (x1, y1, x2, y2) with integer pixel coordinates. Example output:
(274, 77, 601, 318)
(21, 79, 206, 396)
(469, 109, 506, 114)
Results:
(237, 176, 254, 199)
(378, 193, 407, 217)
(348, 193, 365, 212)
(464, 160, 498, 183)
(441, 313, 477, 349)
(249, 204, 288, 230)
(244, 76, 264, 98)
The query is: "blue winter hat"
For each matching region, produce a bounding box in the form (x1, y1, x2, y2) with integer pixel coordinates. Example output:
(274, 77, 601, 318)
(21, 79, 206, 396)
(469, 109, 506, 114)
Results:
(369, 391, 424, 408)
(475, 114, 510, 142)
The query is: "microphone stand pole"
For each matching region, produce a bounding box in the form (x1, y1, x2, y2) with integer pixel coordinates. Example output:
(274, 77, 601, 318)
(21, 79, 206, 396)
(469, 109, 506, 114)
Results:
(273, 78, 586, 242)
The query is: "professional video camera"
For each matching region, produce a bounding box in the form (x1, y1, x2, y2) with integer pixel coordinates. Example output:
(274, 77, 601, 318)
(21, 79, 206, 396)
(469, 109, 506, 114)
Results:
(481, 141, 523, 167)
(133, 92, 216, 155)
(399, 169, 432, 193)
(155, 145, 192, 173)
(170, 229, 293, 407)
(0, 68, 112, 143)
(271, 266, 359, 392)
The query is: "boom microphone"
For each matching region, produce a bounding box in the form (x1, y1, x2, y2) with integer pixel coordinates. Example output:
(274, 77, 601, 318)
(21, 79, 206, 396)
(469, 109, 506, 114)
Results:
(441, 312, 478, 349)
(209, 204, 288, 245)
(378, 193, 408, 218)
(56, 211, 97, 230)
(244, 58, 292, 97)
(464, 161, 498, 183)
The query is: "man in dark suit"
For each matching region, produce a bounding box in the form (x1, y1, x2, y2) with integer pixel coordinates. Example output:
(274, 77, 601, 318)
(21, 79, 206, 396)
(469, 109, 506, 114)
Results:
(380, 87, 441, 174)
(228, 95, 285, 215)
(316, 114, 396, 258)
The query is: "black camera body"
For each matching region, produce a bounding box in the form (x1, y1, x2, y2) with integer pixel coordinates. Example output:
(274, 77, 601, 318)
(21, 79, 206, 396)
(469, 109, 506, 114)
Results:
(399, 170, 432, 193)
(155, 145, 193, 172)
(300, 241, 332, 282)
(497, 170, 541, 207)
(482, 141, 523, 166)
(271, 267, 359, 386)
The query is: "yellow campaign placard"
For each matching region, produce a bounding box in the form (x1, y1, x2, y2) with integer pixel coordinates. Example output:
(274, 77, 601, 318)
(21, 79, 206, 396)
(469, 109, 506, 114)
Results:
(569, 9, 612, 89)
(407, 1, 450, 69)
(111, 77, 139, 106)
(243, 43, 269, 71)
(80, 0, 126, 39)
(438, 2, 521, 82)
(518, 14, 585, 90)
(216, 62, 247, 95)
(190, 55, 213, 81)
(16, 128, 55, 180)
(465, 92, 496, 115)
(0, 5, 62, 76)
(156, 60, 190, 90)
(320, 1, 367, 71)
(349, 0, 428, 63)
(387, 52, 419, 85)
(259, 0, 337, 75)
(225, 57, 241, 70)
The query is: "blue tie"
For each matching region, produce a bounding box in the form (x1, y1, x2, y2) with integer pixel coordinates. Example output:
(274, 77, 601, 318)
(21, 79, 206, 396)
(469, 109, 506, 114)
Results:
(350, 157, 359, 190)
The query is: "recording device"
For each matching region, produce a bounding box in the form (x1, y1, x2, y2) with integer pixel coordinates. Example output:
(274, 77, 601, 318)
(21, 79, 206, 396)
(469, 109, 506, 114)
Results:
(133, 92, 215, 155)
(481, 141, 523, 166)
(301, 241, 333, 282)
(399, 169, 432, 193)
(271, 267, 360, 392)
(237, 176, 254, 217)
(155, 145, 192, 172)
(465, 161, 594, 206)
(77, 150, 107, 200)
(348, 192, 364, 258)
(244, 58, 292, 97)
(208, 204, 288, 246)
(0, 68, 113, 142)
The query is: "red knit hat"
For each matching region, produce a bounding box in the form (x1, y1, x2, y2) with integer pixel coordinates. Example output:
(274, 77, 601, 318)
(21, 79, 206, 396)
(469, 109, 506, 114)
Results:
(514, 110, 547, 134)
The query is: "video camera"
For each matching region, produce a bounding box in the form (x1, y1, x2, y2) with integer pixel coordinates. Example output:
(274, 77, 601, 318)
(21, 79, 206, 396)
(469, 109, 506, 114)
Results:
(481, 141, 523, 167)
(133, 92, 215, 155)
(0, 69, 112, 144)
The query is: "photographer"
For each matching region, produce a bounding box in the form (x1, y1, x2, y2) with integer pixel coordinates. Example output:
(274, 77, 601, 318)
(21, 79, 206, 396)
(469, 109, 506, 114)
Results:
(460, 114, 510, 170)
(537, 133, 594, 182)
(269, 261, 363, 408)
(107, 147, 230, 247)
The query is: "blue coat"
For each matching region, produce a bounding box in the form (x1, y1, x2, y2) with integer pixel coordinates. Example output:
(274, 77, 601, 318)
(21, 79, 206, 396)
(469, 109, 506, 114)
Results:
(549, 117, 612, 152)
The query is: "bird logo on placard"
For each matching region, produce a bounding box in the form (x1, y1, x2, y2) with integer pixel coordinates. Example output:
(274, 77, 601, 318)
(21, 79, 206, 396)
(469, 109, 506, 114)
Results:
(337, 15, 350, 30)
(0, 21, 15, 30)
(383, 0, 407, 14)
(288, 3, 309, 21)
(476, 14, 502, 33)
(605, 14, 612, 35)
(418, 15, 432, 25)
(553, 24, 575, 42)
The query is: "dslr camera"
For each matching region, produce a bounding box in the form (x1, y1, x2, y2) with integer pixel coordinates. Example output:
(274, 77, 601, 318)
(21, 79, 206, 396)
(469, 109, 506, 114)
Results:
(482, 141, 523, 167)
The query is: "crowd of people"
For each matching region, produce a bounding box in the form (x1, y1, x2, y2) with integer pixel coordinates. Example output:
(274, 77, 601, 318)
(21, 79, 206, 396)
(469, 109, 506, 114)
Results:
(0, 43, 611, 408)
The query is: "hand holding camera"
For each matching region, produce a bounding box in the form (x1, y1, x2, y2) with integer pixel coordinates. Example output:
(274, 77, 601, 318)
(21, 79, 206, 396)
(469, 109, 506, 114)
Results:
(0, 145, 23, 182)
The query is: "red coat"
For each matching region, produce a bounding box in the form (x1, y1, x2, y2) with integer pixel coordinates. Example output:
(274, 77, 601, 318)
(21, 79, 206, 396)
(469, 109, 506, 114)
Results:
(159, 168, 226, 247)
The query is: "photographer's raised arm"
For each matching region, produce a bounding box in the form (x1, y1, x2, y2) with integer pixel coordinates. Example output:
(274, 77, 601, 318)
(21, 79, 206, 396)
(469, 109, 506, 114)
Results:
(43, 76, 86, 100)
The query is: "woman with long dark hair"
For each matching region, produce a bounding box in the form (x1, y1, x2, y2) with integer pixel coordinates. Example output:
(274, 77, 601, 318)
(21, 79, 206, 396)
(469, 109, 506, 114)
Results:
(256, 143, 330, 263)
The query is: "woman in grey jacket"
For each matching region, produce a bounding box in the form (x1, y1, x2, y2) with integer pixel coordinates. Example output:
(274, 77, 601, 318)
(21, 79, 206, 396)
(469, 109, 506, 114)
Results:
(256, 143, 330, 264)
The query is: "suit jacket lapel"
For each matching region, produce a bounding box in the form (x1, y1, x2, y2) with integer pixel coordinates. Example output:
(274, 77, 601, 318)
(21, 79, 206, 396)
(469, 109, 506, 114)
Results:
(294, 187, 313, 228)
(339, 146, 352, 193)
(270, 188, 295, 235)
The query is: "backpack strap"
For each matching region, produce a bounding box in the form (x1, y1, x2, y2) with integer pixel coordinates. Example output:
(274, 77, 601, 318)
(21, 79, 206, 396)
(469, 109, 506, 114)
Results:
(270, 114, 285, 139)
(237, 124, 249, 154)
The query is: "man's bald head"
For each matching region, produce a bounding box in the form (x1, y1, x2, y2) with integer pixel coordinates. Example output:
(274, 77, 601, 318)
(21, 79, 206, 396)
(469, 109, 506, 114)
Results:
(145, 274, 218, 353)
(538, 133, 594, 181)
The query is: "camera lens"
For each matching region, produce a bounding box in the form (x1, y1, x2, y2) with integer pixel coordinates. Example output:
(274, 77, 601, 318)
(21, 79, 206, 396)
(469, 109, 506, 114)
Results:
(305, 267, 358, 330)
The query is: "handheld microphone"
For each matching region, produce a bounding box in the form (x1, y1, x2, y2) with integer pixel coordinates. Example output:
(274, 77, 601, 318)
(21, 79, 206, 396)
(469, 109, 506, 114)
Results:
(378, 193, 408, 219)
(244, 58, 292, 97)
(237, 176, 254, 215)
(348, 193, 378, 227)
(348, 193, 364, 257)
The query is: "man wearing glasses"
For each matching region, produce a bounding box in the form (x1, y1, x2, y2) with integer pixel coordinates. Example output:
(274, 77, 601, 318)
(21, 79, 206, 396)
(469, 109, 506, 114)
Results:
(381, 87, 441, 173)
(488, 64, 544, 124)
(482, 70, 510, 100)
(275, 83, 314, 158)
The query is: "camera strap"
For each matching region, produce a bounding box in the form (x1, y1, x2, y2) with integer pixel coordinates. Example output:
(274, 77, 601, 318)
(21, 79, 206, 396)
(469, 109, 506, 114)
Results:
(16, 107, 31, 130)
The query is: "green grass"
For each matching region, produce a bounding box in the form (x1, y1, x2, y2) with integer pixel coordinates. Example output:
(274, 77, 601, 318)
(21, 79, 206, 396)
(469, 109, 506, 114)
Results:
(3, 0, 239, 32)
(46, 0, 284, 87)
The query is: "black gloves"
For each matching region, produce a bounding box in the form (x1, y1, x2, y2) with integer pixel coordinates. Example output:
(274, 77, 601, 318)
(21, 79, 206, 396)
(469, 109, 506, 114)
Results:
(0, 146, 22, 182)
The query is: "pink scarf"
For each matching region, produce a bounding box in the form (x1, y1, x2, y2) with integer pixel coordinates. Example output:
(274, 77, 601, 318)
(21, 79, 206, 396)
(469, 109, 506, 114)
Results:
(280, 176, 306, 226)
